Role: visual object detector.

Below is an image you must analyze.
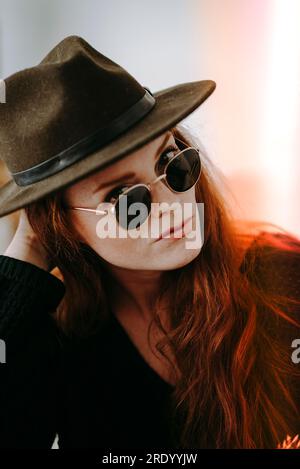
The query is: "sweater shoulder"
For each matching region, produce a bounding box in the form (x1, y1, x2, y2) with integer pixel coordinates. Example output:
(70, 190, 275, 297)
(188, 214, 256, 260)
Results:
(241, 230, 300, 343)
(242, 230, 300, 300)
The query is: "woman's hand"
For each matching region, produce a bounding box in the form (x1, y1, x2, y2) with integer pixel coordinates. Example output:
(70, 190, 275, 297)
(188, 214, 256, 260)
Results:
(4, 209, 54, 272)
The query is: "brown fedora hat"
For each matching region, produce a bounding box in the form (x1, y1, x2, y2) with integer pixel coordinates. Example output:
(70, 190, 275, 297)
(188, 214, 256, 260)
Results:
(0, 35, 216, 218)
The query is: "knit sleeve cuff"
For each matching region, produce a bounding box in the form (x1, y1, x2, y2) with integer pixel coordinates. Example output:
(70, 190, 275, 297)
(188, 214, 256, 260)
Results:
(0, 255, 66, 311)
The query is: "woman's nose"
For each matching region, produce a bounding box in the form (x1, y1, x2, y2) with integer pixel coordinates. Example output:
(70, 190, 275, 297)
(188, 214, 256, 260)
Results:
(150, 179, 183, 219)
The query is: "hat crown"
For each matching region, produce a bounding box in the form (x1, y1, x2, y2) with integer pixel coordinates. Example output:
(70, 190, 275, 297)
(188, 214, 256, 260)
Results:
(0, 35, 149, 175)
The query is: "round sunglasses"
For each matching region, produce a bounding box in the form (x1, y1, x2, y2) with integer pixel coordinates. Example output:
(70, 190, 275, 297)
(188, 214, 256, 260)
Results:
(66, 136, 201, 230)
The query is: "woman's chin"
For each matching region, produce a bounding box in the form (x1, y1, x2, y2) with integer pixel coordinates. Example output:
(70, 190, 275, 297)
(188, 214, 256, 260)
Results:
(150, 240, 202, 270)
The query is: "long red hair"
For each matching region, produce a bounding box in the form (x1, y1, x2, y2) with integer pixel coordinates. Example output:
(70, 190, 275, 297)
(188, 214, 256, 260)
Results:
(25, 126, 300, 448)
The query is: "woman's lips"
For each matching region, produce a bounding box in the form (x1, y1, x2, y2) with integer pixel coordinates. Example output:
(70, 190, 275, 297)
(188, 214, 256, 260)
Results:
(154, 215, 194, 242)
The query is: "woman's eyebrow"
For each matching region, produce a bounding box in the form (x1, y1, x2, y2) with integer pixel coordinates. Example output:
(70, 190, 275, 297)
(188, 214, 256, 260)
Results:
(93, 131, 173, 193)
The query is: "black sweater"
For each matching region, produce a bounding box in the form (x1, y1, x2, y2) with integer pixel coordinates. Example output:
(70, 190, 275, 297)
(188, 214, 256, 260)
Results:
(0, 232, 299, 449)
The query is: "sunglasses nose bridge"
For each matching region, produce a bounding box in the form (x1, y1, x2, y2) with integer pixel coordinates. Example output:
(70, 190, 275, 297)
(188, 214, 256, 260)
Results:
(145, 173, 167, 194)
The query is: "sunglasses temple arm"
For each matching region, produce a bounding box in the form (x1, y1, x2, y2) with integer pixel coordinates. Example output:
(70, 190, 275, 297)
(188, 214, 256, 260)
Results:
(69, 207, 108, 215)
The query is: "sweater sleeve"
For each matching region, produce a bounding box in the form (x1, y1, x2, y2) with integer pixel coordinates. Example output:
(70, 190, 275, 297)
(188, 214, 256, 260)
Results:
(0, 254, 66, 448)
(244, 231, 300, 321)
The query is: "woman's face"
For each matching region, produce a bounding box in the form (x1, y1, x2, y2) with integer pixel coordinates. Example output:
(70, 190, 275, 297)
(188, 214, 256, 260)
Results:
(63, 131, 203, 271)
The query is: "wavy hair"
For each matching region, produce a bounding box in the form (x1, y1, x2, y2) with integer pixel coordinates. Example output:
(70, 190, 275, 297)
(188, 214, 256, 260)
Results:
(25, 126, 300, 448)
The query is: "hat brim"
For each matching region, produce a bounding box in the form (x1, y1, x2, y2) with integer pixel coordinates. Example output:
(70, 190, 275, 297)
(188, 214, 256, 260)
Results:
(0, 80, 216, 218)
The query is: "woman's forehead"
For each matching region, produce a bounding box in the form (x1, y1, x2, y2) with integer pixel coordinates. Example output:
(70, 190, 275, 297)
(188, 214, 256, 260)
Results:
(67, 130, 174, 191)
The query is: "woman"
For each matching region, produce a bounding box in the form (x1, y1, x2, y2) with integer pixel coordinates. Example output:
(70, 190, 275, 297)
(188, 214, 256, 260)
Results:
(0, 35, 300, 449)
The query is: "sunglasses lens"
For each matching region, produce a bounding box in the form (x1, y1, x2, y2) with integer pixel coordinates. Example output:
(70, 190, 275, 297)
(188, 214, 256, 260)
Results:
(166, 148, 201, 192)
(115, 185, 151, 230)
